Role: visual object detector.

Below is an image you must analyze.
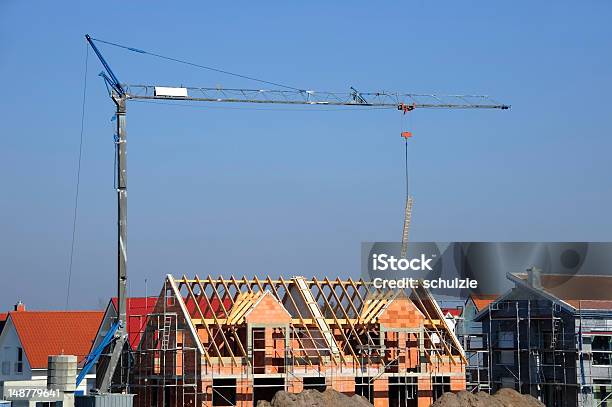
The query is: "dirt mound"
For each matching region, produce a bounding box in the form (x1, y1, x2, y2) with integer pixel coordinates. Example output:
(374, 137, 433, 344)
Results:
(432, 388, 545, 407)
(256, 388, 373, 407)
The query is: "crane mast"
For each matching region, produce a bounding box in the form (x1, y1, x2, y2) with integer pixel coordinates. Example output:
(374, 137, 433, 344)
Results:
(85, 34, 128, 393)
(84, 34, 509, 393)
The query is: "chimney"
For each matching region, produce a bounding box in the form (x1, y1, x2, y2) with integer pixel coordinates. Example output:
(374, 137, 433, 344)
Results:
(14, 301, 25, 312)
(527, 267, 542, 289)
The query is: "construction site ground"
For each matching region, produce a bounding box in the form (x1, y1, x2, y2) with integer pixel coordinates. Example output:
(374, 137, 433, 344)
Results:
(255, 389, 373, 407)
(431, 388, 545, 407)
(254, 387, 545, 407)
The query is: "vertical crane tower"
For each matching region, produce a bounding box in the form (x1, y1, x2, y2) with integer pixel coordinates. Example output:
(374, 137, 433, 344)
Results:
(84, 34, 510, 392)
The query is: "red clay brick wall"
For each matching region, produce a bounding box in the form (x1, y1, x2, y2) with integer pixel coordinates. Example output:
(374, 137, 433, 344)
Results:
(373, 378, 389, 407)
(236, 379, 252, 407)
(245, 294, 291, 324)
(330, 376, 355, 396)
(377, 297, 424, 329)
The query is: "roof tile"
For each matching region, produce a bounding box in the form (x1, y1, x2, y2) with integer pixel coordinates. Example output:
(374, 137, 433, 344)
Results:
(10, 311, 103, 369)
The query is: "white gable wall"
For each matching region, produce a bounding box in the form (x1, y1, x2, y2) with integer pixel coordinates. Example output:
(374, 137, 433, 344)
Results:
(0, 318, 32, 381)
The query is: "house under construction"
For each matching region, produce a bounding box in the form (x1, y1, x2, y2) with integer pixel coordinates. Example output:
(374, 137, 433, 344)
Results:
(472, 269, 612, 407)
(127, 275, 466, 407)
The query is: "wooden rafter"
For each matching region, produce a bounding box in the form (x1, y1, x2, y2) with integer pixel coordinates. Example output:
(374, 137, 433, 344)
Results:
(179, 275, 222, 366)
(323, 277, 366, 364)
(278, 276, 325, 365)
(263, 276, 313, 367)
(311, 277, 351, 364)
(208, 275, 250, 361)
(193, 275, 238, 366)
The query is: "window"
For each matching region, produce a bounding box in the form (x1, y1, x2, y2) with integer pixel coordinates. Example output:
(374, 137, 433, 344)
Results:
(501, 377, 516, 389)
(389, 376, 417, 407)
(469, 336, 484, 349)
(497, 350, 514, 365)
(432, 376, 450, 401)
(212, 378, 236, 406)
(592, 336, 612, 366)
(498, 331, 514, 348)
(593, 336, 612, 351)
(303, 377, 326, 392)
(16, 347, 23, 374)
(153, 351, 161, 374)
(166, 291, 175, 306)
(593, 353, 612, 366)
(355, 377, 374, 403)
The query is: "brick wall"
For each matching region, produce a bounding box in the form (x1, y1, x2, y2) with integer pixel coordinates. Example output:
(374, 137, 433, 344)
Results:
(378, 297, 425, 329)
(245, 294, 291, 325)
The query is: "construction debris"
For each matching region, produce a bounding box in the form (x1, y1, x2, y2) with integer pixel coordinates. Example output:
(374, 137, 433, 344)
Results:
(255, 389, 373, 407)
(431, 388, 545, 407)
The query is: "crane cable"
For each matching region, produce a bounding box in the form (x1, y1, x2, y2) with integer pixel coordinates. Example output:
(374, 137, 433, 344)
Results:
(90, 37, 305, 92)
(66, 40, 89, 309)
(400, 113, 413, 258)
(401, 111, 412, 197)
(405, 132, 409, 198)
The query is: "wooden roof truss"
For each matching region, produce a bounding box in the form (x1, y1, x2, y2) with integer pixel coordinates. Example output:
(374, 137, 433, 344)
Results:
(165, 274, 463, 367)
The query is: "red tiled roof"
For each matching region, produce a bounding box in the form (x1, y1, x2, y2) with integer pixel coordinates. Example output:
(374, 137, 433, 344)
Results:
(514, 273, 612, 310)
(10, 311, 104, 369)
(110, 297, 157, 349)
(183, 295, 233, 318)
(441, 308, 462, 317)
(470, 294, 498, 311)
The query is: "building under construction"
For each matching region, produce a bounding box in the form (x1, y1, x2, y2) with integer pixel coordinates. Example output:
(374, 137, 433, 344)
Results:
(126, 275, 466, 407)
(470, 269, 612, 407)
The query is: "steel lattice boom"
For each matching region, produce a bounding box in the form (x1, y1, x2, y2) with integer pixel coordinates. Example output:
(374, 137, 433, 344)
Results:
(122, 84, 510, 110)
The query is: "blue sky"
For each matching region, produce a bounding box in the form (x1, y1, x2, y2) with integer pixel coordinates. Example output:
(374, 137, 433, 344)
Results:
(1, 1, 611, 310)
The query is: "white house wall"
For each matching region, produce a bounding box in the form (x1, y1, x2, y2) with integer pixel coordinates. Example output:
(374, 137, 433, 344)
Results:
(0, 318, 32, 381)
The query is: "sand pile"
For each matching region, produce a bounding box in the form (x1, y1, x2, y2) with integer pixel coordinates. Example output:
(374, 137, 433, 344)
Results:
(256, 388, 372, 407)
(432, 388, 545, 407)
(256, 387, 543, 407)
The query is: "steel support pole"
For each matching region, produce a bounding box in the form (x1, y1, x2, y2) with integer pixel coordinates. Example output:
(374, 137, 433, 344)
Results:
(116, 95, 128, 350)
(99, 95, 128, 392)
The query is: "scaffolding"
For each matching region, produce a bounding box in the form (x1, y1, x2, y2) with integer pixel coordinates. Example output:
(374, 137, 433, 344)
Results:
(457, 330, 490, 393)
(129, 279, 202, 407)
(476, 297, 612, 407)
(124, 275, 466, 407)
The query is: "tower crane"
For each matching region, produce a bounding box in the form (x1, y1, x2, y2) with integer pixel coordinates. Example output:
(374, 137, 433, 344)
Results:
(82, 34, 510, 393)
